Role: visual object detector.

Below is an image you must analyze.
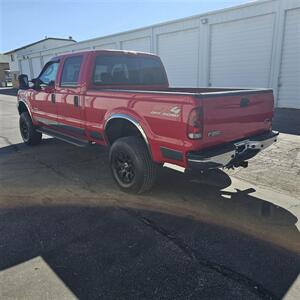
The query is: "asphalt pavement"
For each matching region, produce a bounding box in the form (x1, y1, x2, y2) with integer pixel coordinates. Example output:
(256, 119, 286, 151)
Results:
(0, 90, 299, 299)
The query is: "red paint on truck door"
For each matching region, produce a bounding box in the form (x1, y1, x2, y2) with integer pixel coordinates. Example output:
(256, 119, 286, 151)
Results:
(31, 61, 60, 127)
(55, 55, 85, 138)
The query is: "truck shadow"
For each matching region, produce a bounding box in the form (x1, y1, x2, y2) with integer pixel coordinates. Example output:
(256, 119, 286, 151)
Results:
(0, 205, 299, 299)
(0, 88, 18, 96)
(0, 139, 299, 298)
(152, 167, 300, 250)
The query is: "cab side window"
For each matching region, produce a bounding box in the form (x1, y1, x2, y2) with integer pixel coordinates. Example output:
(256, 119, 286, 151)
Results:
(39, 61, 59, 86)
(60, 56, 83, 87)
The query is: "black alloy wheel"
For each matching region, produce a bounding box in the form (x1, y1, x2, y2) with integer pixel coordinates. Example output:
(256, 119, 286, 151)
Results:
(20, 117, 29, 142)
(113, 150, 135, 186)
(109, 136, 158, 193)
(19, 112, 42, 145)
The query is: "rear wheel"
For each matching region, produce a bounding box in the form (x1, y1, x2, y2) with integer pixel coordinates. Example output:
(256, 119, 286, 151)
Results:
(109, 136, 158, 194)
(19, 112, 42, 145)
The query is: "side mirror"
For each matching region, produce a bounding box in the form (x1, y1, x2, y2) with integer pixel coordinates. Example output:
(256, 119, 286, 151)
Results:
(31, 78, 41, 90)
(18, 74, 29, 90)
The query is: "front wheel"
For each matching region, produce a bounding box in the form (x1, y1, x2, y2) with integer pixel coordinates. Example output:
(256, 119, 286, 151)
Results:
(19, 112, 42, 145)
(109, 136, 158, 194)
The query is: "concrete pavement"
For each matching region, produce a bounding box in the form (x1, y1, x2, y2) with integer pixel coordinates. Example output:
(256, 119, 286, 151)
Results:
(0, 91, 299, 299)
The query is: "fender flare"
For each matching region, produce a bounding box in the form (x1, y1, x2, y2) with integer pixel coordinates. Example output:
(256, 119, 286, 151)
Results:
(18, 100, 33, 119)
(104, 113, 151, 152)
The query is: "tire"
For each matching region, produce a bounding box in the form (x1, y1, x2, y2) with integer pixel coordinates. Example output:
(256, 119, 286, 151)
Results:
(19, 112, 42, 145)
(109, 136, 158, 194)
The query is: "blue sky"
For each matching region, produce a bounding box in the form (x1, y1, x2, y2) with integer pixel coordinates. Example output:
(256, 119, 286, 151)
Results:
(0, 0, 252, 53)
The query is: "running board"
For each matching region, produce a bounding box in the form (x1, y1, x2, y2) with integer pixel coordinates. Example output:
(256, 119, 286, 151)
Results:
(37, 127, 90, 147)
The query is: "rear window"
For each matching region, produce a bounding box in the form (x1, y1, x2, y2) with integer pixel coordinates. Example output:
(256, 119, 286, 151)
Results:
(92, 55, 167, 86)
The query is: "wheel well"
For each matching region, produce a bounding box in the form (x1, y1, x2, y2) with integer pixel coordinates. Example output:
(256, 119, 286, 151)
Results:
(18, 101, 28, 115)
(105, 118, 145, 145)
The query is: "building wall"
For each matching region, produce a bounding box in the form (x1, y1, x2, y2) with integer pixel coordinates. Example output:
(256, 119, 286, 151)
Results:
(0, 63, 9, 84)
(0, 55, 10, 86)
(7, 39, 76, 87)
(11, 0, 300, 108)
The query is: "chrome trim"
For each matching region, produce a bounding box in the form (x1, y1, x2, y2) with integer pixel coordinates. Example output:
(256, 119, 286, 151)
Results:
(104, 113, 150, 147)
(188, 131, 279, 168)
(188, 150, 235, 166)
(247, 135, 278, 150)
(163, 162, 185, 173)
(198, 88, 272, 98)
(233, 132, 279, 154)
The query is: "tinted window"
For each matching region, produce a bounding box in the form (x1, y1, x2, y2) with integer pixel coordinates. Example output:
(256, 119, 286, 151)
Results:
(61, 56, 83, 87)
(92, 55, 167, 86)
(39, 61, 59, 85)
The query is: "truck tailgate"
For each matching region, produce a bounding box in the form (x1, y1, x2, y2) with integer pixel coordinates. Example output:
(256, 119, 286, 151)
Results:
(200, 90, 274, 148)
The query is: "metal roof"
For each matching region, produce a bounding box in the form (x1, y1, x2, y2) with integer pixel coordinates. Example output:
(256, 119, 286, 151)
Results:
(4, 37, 76, 54)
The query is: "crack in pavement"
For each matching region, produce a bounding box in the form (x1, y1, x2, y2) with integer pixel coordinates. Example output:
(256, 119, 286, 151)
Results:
(121, 207, 277, 300)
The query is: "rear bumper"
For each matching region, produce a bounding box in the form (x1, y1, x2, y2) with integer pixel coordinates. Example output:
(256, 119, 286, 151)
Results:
(187, 131, 279, 170)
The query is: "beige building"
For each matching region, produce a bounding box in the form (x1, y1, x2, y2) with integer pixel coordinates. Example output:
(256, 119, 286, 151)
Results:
(0, 54, 10, 87)
(4, 37, 76, 87)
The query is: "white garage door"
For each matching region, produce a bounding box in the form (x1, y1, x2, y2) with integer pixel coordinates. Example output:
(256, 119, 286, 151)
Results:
(278, 8, 300, 109)
(94, 43, 117, 50)
(209, 14, 274, 88)
(20, 59, 31, 78)
(157, 28, 199, 87)
(31, 57, 42, 78)
(121, 37, 151, 52)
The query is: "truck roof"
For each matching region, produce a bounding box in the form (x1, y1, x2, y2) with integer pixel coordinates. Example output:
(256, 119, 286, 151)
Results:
(52, 49, 159, 61)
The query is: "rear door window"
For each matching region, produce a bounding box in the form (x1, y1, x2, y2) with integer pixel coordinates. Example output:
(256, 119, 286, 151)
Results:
(92, 55, 167, 86)
(60, 56, 83, 87)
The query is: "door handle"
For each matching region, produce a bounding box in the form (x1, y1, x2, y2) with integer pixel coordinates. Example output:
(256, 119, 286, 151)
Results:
(51, 93, 56, 103)
(74, 95, 79, 107)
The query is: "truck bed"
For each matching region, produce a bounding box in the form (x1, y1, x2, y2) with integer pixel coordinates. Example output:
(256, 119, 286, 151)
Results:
(89, 86, 274, 151)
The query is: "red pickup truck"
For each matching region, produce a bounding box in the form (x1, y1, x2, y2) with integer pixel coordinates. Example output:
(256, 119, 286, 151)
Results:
(17, 50, 278, 193)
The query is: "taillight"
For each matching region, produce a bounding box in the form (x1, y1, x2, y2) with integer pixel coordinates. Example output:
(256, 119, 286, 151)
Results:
(187, 106, 203, 139)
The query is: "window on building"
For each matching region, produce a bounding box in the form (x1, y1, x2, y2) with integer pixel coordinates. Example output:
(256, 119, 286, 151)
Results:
(60, 56, 83, 87)
(10, 54, 14, 62)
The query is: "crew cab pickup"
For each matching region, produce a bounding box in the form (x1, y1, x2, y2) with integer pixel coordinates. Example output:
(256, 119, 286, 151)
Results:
(17, 50, 278, 193)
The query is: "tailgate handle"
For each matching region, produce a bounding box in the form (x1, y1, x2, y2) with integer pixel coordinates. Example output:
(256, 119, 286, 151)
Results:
(240, 97, 250, 108)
